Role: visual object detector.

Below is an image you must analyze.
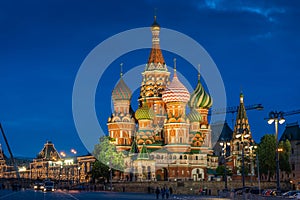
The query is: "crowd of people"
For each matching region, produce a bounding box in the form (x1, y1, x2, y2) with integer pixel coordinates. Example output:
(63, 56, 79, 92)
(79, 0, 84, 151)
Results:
(155, 186, 173, 199)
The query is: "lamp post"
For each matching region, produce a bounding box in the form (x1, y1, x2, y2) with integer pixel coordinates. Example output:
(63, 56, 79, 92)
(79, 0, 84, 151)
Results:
(245, 144, 257, 186)
(107, 155, 114, 191)
(236, 128, 250, 188)
(219, 139, 230, 190)
(268, 111, 285, 193)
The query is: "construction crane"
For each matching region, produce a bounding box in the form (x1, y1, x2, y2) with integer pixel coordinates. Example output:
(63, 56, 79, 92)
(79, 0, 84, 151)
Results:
(210, 104, 263, 115)
(209, 104, 263, 128)
(282, 109, 300, 117)
(0, 123, 21, 181)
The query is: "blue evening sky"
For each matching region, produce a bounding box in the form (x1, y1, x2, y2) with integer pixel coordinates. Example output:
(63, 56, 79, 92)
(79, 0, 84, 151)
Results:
(0, 0, 299, 157)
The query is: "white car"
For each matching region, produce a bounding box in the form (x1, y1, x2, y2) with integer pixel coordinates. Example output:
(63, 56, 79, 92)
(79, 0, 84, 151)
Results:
(294, 193, 300, 199)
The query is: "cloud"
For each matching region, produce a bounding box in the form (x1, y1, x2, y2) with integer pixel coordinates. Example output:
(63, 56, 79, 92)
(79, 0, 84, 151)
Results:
(199, 0, 285, 22)
(251, 32, 272, 41)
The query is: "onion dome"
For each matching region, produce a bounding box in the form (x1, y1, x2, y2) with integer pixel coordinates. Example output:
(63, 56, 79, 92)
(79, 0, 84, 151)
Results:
(162, 71, 190, 103)
(151, 16, 160, 29)
(112, 78, 132, 101)
(187, 108, 202, 122)
(188, 79, 212, 109)
(135, 101, 155, 120)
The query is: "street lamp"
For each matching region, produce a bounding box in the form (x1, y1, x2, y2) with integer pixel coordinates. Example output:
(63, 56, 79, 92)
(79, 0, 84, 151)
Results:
(71, 149, 77, 155)
(268, 111, 285, 193)
(235, 128, 250, 188)
(245, 144, 257, 186)
(219, 139, 230, 190)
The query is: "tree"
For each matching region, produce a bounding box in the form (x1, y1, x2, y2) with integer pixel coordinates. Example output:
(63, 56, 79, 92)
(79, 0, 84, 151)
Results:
(257, 134, 276, 181)
(216, 165, 233, 178)
(89, 160, 110, 183)
(279, 139, 291, 175)
(91, 136, 125, 182)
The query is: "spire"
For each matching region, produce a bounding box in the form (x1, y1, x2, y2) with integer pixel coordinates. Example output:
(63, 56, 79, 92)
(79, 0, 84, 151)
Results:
(198, 64, 201, 81)
(137, 143, 150, 160)
(240, 91, 244, 104)
(129, 139, 139, 155)
(146, 16, 166, 70)
(120, 63, 123, 78)
(232, 92, 252, 139)
(173, 58, 177, 77)
(236, 92, 247, 121)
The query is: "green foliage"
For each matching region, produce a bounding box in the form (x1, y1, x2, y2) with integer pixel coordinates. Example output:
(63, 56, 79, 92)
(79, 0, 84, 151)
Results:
(258, 134, 276, 181)
(88, 160, 111, 183)
(91, 136, 125, 181)
(279, 140, 291, 174)
(216, 165, 233, 177)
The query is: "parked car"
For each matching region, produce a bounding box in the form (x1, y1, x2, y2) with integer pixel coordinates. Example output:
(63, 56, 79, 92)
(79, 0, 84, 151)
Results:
(43, 181, 54, 192)
(294, 193, 300, 199)
(282, 191, 300, 198)
(33, 182, 44, 190)
(262, 189, 277, 196)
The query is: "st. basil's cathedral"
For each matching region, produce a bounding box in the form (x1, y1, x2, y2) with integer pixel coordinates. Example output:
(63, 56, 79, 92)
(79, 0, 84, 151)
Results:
(107, 17, 218, 181)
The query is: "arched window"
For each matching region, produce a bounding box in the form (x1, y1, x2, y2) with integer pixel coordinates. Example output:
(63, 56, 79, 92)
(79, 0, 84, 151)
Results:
(184, 155, 187, 160)
(180, 155, 182, 160)
(195, 156, 198, 160)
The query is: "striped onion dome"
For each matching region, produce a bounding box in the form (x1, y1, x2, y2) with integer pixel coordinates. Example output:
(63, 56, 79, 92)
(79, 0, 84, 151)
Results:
(162, 73, 190, 103)
(112, 78, 132, 101)
(188, 80, 212, 109)
(187, 107, 202, 122)
(135, 102, 155, 120)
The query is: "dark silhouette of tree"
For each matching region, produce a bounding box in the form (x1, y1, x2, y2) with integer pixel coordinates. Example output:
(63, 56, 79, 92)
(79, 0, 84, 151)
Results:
(257, 134, 276, 181)
(279, 139, 291, 175)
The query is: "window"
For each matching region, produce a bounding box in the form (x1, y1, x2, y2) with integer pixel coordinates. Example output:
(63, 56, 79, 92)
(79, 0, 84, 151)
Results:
(292, 148, 294, 154)
(180, 155, 182, 160)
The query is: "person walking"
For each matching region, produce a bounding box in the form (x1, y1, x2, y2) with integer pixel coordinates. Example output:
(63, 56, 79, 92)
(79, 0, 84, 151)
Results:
(169, 186, 173, 197)
(161, 187, 165, 199)
(165, 187, 170, 199)
(155, 187, 160, 199)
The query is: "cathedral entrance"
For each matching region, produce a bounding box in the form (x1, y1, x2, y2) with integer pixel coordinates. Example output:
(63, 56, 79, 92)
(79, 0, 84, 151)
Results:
(192, 168, 204, 181)
(156, 168, 168, 181)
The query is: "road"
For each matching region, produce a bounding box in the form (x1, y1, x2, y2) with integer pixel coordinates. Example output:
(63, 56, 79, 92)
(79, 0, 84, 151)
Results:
(0, 189, 224, 200)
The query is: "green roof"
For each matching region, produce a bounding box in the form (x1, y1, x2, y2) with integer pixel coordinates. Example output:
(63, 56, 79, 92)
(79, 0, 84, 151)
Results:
(129, 140, 139, 154)
(138, 143, 150, 160)
(207, 168, 216, 175)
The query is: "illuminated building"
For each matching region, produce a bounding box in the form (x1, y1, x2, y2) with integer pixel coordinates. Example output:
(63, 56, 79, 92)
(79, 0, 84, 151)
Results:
(107, 17, 217, 181)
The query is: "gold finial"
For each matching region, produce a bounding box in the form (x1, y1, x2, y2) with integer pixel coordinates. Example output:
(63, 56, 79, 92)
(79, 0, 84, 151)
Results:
(120, 63, 123, 78)
(198, 64, 201, 81)
(240, 87, 244, 103)
(154, 8, 157, 21)
(173, 58, 177, 76)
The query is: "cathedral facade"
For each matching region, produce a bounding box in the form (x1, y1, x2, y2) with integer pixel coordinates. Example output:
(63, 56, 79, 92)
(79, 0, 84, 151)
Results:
(107, 18, 218, 182)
